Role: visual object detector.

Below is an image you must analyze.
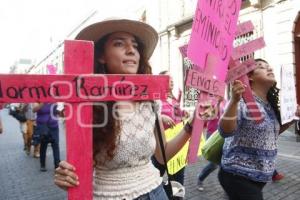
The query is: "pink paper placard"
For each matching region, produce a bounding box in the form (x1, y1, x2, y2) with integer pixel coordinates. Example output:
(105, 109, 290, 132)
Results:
(225, 59, 256, 83)
(235, 20, 254, 37)
(232, 37, 265, 60)
(187, 0, 242, 81)
(0, 74, 169, 103)
(185, 69, 226, 97)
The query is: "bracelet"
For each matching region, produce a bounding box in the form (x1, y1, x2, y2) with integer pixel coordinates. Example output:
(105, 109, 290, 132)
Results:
(184, 121, 193, 134)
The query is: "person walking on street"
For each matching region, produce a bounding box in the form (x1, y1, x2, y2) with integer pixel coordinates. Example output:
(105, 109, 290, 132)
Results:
(218, 58, 300, 200)
(152, 70, 189, 187)
(24, 103, 40, 157)
(33, 103, 60, 171)
(9, 103, 27, 150)
(54, 18, 195, 199)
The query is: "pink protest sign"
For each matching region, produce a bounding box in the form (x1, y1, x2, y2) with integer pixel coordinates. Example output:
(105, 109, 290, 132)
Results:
(185, 69, 226, 97)
(235, 20, 254, 37)
(232, 37, 265, 60)
(225, 58, 256, 83)
(187, 0, 242, 81)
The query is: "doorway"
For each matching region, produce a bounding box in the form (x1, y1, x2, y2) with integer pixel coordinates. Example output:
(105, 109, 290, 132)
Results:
(294, 12, 300, 104)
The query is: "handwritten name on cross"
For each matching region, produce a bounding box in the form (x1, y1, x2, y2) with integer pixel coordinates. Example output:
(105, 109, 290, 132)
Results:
(0, 40, 169, 200)
(185, 0, 242, 163)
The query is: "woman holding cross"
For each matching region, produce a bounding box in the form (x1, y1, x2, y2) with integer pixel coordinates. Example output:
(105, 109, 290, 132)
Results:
(54, 18, 195, 199)
(218, 58, 300, 200)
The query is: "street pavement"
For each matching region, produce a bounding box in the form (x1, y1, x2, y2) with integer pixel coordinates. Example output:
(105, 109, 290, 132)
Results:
(1, 108, 300, 200)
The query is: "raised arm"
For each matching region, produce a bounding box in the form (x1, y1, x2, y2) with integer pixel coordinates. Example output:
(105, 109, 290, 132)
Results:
(219, 80, 245, 134)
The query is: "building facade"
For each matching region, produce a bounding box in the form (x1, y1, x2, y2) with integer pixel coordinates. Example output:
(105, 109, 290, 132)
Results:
(146, 0, 300, 107)
(24, 0, 300, 105)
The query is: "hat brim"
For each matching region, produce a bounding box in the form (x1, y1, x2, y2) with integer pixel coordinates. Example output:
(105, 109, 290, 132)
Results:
(75, 19, 158, 59)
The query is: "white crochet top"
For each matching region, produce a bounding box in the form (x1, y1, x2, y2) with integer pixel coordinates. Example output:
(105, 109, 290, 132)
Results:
(93, 102, 162, 200)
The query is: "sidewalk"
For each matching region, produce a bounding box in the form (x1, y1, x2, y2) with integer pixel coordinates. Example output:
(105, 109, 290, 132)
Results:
(184, 127, 300, 200)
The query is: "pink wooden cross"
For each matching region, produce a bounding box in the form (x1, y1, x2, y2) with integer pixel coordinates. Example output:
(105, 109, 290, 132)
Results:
(185, 54, 225, 163)
(227, 20, 266, 123)
(185, 0, 242, 163)
(0, 40, 169, 200)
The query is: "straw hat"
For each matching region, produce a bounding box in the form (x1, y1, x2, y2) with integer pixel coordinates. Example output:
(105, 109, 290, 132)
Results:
(75, 18, 158, 59)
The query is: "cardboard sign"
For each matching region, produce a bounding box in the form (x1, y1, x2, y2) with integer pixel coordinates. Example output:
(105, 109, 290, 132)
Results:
(225, 58, 256, 83)
(185, 69, 226, 97)
(0, 74, 169, 103)
(235, 20, 254, 37)
(187, 0, 242, 81)
(232, 37, 265, 60)
(280, 65, 298, 124)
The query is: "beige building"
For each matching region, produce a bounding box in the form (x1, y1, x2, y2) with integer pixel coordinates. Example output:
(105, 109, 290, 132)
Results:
(145, 0, 300, 106)
(26, 0, 300, 105)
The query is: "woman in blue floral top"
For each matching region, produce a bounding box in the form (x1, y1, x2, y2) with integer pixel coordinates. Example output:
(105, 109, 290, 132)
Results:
(218, 58, 300, 200)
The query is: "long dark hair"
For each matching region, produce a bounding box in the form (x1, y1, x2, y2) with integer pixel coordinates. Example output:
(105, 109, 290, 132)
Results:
(93, 33, 153, 165)
(248, 58, 281, 125)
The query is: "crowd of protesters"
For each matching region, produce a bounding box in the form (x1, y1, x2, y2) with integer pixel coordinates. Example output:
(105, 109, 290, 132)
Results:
(1, 16, 300, 200)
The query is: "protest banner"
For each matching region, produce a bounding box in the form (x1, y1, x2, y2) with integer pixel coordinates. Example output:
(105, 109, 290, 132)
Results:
(185, 0, 242, 163)
(0, 40, 169, 200)
(280, 65, 298, 124)
(187, 0, 242, 81)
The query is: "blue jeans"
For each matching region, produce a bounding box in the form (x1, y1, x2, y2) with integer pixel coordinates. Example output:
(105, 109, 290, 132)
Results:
(37, 124, 60, 168)
(198, 161, 218, 183)
(133, 184, 168, 200)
